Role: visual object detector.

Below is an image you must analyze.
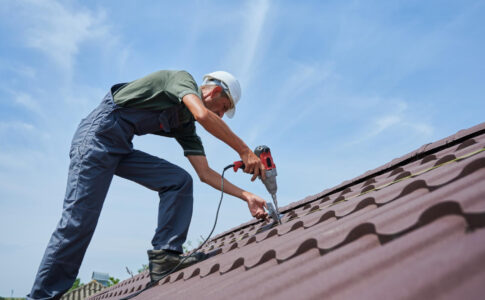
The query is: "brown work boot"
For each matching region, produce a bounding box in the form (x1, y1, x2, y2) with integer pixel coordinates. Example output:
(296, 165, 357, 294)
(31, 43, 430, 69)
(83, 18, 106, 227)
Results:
(147, 249, 209, 283)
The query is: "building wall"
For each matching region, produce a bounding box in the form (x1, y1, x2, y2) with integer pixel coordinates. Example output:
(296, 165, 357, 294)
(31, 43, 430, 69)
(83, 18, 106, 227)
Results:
(61, 281, 105, 300)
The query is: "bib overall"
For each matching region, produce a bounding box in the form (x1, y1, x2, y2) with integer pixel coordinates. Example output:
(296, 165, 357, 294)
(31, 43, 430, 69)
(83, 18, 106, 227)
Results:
(29, 84, 194, 299)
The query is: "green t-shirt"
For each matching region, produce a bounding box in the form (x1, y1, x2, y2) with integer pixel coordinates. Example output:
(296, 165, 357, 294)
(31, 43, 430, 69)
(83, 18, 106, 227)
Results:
(113, 70, 205, 156)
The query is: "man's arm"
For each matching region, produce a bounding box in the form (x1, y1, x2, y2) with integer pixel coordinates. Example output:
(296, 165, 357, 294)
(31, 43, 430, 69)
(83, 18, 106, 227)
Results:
(182, 94, 265, 181)
(188, 155, 268, 220)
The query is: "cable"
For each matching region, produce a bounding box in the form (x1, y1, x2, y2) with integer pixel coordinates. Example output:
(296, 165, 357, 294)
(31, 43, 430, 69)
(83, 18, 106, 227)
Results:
(121, 164, 234, 300)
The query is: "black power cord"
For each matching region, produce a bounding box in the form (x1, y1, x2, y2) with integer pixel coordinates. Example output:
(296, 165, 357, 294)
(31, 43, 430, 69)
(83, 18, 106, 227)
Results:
(120, 164, 234, 300)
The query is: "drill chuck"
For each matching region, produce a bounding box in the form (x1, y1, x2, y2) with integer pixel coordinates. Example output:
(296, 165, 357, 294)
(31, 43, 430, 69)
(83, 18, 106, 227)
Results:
(262, 168, 277, 195)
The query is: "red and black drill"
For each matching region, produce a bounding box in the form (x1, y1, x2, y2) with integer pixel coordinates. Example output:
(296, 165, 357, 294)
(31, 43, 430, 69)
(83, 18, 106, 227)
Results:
(233, 145, 282, 224)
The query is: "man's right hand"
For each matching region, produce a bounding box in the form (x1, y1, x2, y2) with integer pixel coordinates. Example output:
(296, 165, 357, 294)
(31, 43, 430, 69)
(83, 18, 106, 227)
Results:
(240, 148, 266, 181)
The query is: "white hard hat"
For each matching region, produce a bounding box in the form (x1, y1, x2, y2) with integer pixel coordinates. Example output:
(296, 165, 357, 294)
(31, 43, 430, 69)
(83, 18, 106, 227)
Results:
(203, 71, 241, 118)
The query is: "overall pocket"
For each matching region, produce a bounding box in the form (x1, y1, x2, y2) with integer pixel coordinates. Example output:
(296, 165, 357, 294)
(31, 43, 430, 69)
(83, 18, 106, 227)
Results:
(133, 114, 167, 135)
(94, 112, 132, 153)
(159, 105, 181, 132)
(158, 113, 171, 133)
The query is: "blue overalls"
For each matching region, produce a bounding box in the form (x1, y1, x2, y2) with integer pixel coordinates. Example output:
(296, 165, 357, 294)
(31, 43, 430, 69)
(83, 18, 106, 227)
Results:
(28, 84, 194, 299)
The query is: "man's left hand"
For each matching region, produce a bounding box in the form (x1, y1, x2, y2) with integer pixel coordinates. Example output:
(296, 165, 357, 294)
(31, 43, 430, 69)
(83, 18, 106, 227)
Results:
(243, 191, 268, 220)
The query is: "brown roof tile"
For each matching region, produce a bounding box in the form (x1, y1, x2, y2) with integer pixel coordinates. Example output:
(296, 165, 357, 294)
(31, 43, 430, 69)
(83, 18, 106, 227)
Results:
(88, 122, 485, 300)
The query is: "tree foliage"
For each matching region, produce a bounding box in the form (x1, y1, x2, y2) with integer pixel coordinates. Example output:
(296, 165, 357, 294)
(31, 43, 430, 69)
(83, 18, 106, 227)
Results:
(68, 278, 83, 291)
(107, 277, 120, 286)
(138, 264, 148, 273)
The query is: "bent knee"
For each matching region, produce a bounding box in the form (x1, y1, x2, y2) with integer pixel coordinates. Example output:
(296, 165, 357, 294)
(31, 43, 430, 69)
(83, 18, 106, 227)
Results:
(174, 168, 193, 191)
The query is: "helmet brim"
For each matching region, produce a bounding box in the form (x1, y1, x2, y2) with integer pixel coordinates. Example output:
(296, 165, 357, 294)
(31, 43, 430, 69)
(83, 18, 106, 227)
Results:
(225, 107, 235, 118)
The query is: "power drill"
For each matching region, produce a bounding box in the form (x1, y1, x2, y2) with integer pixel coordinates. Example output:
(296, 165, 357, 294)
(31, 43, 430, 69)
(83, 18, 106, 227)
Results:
(233, 145, 282, 224)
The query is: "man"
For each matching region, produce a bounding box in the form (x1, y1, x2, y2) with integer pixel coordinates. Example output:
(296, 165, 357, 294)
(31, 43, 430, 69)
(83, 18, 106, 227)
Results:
(28, 70, 268, 299)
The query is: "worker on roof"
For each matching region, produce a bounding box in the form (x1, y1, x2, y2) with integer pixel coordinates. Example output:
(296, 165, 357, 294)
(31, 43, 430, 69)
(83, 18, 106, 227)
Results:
(28, 70, 268, 299)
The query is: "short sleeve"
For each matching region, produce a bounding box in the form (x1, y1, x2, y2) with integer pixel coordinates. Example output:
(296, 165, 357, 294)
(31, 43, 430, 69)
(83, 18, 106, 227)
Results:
(174, 121, 205, 156)
(166, 71, 201, 102)
(176, 134, 205, 156)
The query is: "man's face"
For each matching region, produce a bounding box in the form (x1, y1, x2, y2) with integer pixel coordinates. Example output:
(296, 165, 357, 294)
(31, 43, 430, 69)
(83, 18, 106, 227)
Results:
(205, 93, 232, 118)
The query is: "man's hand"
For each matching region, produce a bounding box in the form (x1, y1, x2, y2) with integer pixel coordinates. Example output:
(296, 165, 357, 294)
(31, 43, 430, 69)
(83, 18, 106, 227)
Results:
(188, 156, 269, 221)
(243, 191, 268, 220)
(240, 149, 266, 181)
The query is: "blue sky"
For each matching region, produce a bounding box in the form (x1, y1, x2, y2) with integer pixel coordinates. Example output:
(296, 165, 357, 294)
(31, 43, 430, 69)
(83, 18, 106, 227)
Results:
(1, 0, 484, 296)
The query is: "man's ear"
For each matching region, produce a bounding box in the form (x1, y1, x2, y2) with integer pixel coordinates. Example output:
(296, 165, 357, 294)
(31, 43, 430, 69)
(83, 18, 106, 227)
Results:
(210, 85, 223, 97)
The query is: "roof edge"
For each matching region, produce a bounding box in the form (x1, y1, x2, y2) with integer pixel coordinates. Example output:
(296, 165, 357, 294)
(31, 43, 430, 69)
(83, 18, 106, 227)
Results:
(282, 121, 485, 212)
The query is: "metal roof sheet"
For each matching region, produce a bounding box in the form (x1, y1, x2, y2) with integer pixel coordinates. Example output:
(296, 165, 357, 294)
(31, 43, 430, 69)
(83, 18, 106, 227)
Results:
(88, 122, 485, 300)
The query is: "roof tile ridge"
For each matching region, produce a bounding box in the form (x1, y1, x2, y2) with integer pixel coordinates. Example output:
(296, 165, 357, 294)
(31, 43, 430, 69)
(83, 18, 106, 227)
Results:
(207, 218, 261, 243)
(278, 121, 485, 214)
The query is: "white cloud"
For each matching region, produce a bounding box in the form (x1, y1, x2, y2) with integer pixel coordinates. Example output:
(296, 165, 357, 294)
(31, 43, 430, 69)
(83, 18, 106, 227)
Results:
(12, 64, 37, 79)
(0, 121, 34, 132)
(244, 61, 333, 144)
(283, 62, 334, 98)
(345, 99, 434, 146)
(13, 91, 44, 116)
(16, 0, 110, 73)
(0, 87, 47, 119)
(404, 121, 434, 136)
(370, 100, 433, 138)
(228, 0, 270, 87)
(0, 120, 53, 147)
(372, 115, 401, 136)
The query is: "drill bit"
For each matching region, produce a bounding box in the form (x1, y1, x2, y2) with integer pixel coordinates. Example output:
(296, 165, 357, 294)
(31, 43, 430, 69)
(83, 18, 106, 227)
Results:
(270, 193, 282, 224)
(271, 193, 279, 210)
(266, 202, 281, 225)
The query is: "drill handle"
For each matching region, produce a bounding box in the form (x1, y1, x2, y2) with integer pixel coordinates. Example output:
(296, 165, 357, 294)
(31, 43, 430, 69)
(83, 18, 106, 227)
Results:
(233, 160, 245, 172)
